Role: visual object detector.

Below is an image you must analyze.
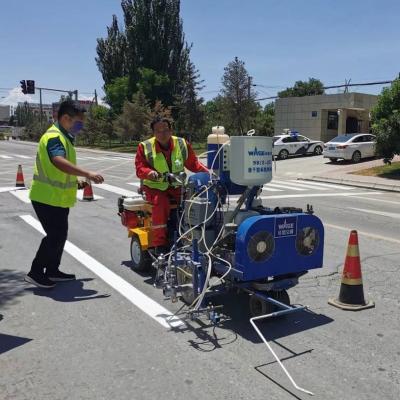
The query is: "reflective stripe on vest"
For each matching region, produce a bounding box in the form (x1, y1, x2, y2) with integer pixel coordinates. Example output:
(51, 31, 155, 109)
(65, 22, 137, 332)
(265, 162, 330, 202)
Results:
(33, 153, 76, 189)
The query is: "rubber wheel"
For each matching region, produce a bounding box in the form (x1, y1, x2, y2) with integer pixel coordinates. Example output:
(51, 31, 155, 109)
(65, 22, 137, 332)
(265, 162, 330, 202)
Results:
(314, 146, 322, 156)
(329, 158, 338, 163)
(249, 290, 291, 318)
(130, 235, 151, 272)
(352, 151, 361, 163)
(279, 149, 289, 160)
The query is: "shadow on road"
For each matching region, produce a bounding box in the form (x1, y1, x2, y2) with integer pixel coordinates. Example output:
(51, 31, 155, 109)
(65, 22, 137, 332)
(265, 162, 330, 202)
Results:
(0, 332, 32, 355)
(25, 278, 111, 302)
(0, 269, 27, 308)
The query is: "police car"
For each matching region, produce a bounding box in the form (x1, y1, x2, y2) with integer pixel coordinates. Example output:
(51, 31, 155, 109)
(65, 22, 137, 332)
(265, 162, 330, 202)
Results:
(272, 132, 324, 160)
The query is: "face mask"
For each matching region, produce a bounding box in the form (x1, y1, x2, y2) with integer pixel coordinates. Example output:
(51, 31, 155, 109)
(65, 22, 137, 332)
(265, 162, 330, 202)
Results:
(70, 121, 84, 135)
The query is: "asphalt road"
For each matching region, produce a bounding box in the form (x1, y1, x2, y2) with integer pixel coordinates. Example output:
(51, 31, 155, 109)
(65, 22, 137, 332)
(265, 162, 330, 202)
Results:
(1, 140, 399, 400)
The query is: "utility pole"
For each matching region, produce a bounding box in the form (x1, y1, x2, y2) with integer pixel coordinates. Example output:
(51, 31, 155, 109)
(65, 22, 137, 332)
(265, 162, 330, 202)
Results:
(94, 89, 98, 105)
(248, 76, 252, 100)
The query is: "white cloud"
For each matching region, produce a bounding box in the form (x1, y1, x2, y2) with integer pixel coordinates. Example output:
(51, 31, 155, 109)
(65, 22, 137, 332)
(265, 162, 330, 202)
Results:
(0, 87, 33, 106)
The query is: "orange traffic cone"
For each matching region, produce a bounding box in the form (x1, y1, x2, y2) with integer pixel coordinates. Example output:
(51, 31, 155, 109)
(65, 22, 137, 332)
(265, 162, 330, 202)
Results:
(328, 230, 374, 311)
(16, 164, 25, 187)
(82, 180, 94, 201)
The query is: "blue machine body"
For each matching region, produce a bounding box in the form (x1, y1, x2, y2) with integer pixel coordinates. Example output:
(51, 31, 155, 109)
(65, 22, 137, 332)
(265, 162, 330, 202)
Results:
(234, 214, 324, 281)
(207, 143, 246, 195)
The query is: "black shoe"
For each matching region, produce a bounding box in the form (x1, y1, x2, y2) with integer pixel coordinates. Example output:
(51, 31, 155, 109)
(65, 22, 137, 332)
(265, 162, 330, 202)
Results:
(25, 272, 56, 289)
(46, 270, 76, 282)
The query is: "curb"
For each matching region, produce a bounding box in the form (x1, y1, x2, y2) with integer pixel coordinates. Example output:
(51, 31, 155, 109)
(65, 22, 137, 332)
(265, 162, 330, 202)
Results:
(299, 177, 400, 193)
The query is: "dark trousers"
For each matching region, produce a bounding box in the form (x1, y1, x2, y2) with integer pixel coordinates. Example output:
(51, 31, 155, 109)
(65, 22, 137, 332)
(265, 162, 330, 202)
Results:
(30, 201, 69, 275)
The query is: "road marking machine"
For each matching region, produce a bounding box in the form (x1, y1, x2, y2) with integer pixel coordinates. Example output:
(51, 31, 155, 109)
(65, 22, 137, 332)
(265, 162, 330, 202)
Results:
(118, 127, 324, 395)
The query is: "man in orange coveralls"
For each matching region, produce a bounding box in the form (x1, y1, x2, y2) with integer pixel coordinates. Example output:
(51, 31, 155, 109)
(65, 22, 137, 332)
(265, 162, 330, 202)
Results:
(135, 117, 208, 254)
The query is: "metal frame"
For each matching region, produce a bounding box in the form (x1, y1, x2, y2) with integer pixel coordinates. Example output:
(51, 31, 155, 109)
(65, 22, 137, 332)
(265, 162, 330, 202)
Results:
(249, 292, 314, 396)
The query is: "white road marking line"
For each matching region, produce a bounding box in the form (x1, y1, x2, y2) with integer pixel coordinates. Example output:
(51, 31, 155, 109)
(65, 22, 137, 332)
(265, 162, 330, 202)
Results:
(265, 183, 306, 191)
(348, 196, 400, 205)
(257, 191, 383, 200)
(93, 183, 140, 197)
(0, 155, 13, 159)
(262, 186, 282, 192)
(10, 189, 30, 203)
(325, 223, 400, 245)
(348, 207, 400, 220)
(272, 180, 328, 191)
(14, 155, 31, 159)
(20, 214, 184, 329)
(294, 180, 354, 190)
(0, 186, 26, 193)
(127, 182, 140, 187)
(10, 188, 103, 203)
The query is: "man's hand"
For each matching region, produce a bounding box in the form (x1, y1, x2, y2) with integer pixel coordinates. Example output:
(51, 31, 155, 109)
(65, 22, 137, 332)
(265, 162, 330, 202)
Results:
(77, 180, 88, 190)
(147, 170, 160, 181)
(86, 171, 104, 184)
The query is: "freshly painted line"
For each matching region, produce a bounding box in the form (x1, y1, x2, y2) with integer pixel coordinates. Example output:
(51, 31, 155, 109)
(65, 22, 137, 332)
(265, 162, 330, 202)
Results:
(348, 207, 400, 220)
(0, 155, 13, 159)
(0, 186, 25, 193)
(93, 183, 140, 197)
(258, 191, 383, 200)
(127, 182, 140, 187)
(325, 223, 400, 245)
(262, 183, 306, 191)
(295, 180, 354, 190)
(349, 196, 400, 206)
(15, 155, 31, 159)
(20, 214, 184, 329)
(272, 180, 328, 191)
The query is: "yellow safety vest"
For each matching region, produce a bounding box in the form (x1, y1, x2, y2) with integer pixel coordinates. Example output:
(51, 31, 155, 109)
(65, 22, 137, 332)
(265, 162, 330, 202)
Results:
(29, 124, 77, 208)
(141, 136, 188, 191)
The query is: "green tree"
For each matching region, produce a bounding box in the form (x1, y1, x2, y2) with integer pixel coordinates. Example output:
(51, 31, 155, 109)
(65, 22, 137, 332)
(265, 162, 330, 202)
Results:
(114, 90, 152, 142)
(136, 67, 171, 106)
(253, 102, 275, 135)
(221, 57, 258, 134)
(96, 0, 203, 120)
(104, 76, 130, 115)
(278, 78, 324, 98)
(174, 57, 205, 140)
(201, 96, 231, 137)
(96, 15, 127, 86)
(371, 79, 400, 163)
(81, 105, 114, 146)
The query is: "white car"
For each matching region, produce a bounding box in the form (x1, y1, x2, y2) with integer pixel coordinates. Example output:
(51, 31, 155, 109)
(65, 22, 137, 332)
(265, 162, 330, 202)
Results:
(323, 133, 376, 163)
(272, 134, 324, 160)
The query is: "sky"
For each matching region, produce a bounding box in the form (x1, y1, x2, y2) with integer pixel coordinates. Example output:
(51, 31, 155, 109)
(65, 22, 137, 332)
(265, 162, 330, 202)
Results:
(1, 0, 400, 107)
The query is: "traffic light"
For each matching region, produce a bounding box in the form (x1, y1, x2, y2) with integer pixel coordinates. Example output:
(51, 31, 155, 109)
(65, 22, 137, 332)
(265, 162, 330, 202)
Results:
(20, 80, 27, 94)
(26, 80, 35, 94)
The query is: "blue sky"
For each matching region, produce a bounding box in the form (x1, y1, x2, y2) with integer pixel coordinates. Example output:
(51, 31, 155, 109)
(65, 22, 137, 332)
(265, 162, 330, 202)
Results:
(1, 0, 400, 106)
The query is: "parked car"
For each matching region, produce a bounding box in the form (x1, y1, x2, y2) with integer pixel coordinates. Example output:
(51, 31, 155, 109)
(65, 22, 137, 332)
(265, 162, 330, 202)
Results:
(272, 134, 324, 160)
(323, 133, 376, 163)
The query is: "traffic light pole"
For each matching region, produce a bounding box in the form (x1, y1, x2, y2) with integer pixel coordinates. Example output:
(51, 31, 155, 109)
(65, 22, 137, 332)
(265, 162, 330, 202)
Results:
(39, 88, 43, 126)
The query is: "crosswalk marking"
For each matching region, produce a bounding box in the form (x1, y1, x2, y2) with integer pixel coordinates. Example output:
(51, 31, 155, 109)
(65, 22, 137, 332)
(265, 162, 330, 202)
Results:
(272, 180, 329, 191)
(292, 180, 354, 190)
(0, 155, 13, 159)
(266, 182, 306, 191)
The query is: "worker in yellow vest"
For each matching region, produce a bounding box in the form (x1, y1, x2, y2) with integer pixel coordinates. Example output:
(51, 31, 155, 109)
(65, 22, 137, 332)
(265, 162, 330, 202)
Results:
(25, 100, 104, 289)
(135, 117, 208, 254)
